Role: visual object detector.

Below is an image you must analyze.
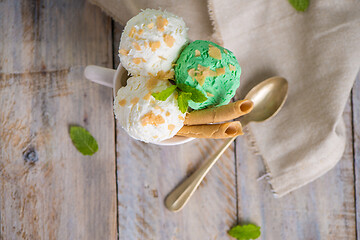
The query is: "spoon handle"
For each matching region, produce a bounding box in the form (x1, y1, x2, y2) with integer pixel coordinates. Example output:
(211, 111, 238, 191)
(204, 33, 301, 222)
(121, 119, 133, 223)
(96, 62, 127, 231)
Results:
(165, 136, 237, 212)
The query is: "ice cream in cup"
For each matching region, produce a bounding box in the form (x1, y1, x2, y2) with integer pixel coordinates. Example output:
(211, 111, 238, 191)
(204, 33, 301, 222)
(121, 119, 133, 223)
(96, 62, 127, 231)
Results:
(85, 9, 248, 145)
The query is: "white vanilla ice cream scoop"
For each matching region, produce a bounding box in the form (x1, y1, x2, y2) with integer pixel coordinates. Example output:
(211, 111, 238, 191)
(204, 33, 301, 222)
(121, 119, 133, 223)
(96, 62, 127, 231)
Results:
(119, 9, 188, 76)
(114, 75, 186, 143)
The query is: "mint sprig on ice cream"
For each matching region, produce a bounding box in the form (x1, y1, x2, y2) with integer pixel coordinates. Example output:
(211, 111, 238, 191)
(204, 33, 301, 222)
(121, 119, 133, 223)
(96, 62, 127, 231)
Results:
(152, 81, 207, 113)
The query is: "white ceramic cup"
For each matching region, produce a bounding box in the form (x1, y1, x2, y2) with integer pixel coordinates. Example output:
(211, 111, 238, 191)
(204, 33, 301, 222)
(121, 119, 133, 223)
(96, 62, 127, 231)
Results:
(84, 64, 194, 146)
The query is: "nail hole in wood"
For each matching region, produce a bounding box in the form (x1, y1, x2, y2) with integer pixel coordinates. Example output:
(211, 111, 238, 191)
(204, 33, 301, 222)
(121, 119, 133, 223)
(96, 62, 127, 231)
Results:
(23, 147, 38, 164)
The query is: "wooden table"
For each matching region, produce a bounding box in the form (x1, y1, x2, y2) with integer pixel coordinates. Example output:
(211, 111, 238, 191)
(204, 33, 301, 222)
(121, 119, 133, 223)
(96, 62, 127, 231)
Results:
(1, 1, 359, 239)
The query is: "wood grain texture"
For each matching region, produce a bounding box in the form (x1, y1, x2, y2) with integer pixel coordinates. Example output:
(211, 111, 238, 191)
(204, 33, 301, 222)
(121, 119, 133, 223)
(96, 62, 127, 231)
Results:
(235, 98, 356, 240)
(0, 1, 116, 239)
(353, 71, 360, 238)
(116, 133, 237, 240)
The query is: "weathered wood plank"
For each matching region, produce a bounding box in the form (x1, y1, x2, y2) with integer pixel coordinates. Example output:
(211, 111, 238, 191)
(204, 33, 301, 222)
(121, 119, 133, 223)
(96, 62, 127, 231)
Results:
(236, 97, 356, 239)
(116, 135, 237, 240)
(353, 71, 360, 239)
(113, 26, 238, 239)
(0, 0, 116, 239)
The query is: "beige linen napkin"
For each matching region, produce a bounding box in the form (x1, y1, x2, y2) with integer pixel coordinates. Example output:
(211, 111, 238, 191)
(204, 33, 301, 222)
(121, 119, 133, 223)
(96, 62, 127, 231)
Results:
(89, 0, 360, 197)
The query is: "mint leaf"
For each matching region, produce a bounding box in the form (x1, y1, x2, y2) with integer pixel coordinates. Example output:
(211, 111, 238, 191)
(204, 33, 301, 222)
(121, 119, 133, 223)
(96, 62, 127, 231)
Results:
(228, 224, 261, 240)
(177, 91, 192, 113)
(152, 85, 177, 101)
(70, 126, 98, 156)
(288, 0, 309, 11)
(177, 83, 207, 103)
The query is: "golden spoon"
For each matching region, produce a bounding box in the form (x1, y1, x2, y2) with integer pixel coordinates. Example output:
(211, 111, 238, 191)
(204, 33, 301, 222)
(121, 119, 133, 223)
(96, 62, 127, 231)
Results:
(165, 76, 289, 212)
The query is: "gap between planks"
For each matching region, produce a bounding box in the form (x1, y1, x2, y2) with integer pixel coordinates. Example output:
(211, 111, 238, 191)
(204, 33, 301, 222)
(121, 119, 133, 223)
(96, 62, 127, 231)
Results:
(352, 70, 360, 240)
(111, 19, 120, 240)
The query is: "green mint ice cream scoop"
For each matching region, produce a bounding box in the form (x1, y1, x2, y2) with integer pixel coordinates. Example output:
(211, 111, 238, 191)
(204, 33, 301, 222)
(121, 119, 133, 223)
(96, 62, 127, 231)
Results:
(174, 40, 241, 110)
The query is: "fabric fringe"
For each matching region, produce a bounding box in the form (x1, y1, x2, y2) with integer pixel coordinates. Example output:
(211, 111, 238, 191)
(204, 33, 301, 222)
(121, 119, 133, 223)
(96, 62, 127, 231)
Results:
(206, 0, 224, 46)
(205, 0, 278, 195)
(243, 125, 261, 155)
(243, 125, 279, 198)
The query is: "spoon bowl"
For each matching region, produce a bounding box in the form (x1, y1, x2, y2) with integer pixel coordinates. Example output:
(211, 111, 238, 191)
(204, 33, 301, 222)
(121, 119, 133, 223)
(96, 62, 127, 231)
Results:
(243, 76, 288, 124)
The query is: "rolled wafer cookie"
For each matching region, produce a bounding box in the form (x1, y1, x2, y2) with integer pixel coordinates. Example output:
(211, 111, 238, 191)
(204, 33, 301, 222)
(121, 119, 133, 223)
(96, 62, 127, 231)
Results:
(184, 100, 253, 125)
(177, 121, 243, 139)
